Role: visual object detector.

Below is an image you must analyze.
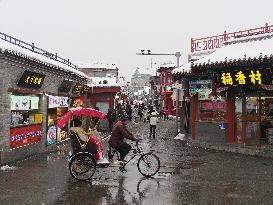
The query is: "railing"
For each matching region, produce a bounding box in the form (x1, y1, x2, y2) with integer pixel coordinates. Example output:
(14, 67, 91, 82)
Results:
(0, 32, 79, 70)
(191, 23, 273, 53)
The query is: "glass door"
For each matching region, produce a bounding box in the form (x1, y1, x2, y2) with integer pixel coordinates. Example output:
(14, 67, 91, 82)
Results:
(244, 97, 259, 145)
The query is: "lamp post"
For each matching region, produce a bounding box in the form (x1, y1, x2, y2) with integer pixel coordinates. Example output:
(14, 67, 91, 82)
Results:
(137, 50, 181, 134)
(137, 50, 181, 68)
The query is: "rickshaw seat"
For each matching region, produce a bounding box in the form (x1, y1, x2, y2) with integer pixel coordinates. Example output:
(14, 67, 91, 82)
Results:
(69, 130, 96, 156)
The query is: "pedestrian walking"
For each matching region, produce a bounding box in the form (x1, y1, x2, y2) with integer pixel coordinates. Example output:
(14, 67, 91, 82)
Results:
(143, 107, 149, 122)
(149, 109, 158, 138)
(107, 108, 116, 132)
(126, 103, 132, 121)
(163, 108, 169, 121)
(138, 107, 143, 121)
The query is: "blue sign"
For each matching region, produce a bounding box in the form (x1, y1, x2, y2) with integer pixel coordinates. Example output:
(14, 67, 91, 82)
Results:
(219, 122, 226, 130)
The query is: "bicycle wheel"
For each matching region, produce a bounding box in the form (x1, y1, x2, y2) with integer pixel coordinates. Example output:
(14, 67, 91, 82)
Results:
(137, 153, 160, 177)
(69, 153, 96, 181)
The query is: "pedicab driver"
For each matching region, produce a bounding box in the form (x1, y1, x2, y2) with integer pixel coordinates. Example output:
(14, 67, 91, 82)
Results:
(109, 113, 137, 162)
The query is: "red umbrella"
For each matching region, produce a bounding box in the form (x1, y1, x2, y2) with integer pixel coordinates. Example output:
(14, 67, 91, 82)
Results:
(57, 108, 107, 128)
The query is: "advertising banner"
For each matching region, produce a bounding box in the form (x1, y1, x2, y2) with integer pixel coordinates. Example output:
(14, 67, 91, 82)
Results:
(201, 101, 226, 111)
(11, 95, 39, 110)
(48, 95, 69, 108)
(47, 125, 57, 145)
(10, 124, 42, 149)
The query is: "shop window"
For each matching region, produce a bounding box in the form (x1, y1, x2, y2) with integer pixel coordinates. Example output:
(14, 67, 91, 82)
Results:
(10, 95, 42, 126)
(47, 95, 69, 145)
(199, 100, 226, 122)
(10, 94, 43, 149)
(246, 97, 258, 115)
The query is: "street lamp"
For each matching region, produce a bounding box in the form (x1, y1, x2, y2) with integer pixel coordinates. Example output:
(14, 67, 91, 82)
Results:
(136, 50, 181, 134)
(136, 50, 181, 67)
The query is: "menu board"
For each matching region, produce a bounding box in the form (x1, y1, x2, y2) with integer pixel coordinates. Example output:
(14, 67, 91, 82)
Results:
(11, 95, 40, 110)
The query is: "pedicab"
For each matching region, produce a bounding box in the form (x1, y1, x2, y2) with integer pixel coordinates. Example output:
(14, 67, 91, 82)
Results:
(57, 108, 160, 181)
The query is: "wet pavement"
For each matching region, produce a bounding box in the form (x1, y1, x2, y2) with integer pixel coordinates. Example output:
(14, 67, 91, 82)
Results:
(1, 120, 273, 204)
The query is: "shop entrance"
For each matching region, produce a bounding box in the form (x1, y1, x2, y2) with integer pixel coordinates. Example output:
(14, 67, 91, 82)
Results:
(235, 95, 273, 145)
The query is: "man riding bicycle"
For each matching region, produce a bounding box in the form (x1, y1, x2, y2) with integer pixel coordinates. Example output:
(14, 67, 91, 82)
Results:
(109, 113, 137, 162)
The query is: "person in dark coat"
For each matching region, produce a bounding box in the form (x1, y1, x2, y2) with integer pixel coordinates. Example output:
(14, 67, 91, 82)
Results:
(126, 103, 132, 120)
(107, 108, 116, 132)
(109, 113, 136, 162)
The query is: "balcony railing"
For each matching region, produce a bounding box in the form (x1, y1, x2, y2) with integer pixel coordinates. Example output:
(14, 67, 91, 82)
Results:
(191, 23, 273, 53)
(0, 32, 79, 70)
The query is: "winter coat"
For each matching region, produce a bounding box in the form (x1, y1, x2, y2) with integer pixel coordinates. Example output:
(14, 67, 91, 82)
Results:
(109, 121, 136, 147)
(149, 111, 158, 126)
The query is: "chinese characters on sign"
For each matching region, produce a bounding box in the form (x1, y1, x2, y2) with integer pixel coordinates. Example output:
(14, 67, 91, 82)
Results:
(216, 68, 272, 86)
(72, 84, 90, 94)
(72, 84, 83, 94)
(17, 70, 45, 89)
(10, 124, 42, 149)
(48, 95, 69, 108)
(82, 85, 90, 94)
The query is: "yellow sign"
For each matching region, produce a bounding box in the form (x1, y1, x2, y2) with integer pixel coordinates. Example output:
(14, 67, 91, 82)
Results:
(220, 70, 262, 86)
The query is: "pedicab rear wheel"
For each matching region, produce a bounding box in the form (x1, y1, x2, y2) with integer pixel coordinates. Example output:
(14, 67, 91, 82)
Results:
(137, 153, 160, 177)
(69, 152, 96, 181)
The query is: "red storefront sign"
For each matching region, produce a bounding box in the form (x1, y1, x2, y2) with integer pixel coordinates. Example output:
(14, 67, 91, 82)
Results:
(10, 124, 42, 149)
(201, 101, 226, 111)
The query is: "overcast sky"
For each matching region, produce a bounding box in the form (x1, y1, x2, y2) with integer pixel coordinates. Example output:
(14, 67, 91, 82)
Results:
(0, 0, 272, 80)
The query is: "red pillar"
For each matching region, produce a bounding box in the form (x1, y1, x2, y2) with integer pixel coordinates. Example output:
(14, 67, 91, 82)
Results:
(191, 94, 198, 140)
(226, 91, 235, 143)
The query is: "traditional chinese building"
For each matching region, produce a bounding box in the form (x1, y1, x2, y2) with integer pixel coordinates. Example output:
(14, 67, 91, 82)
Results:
(158, 63, 176, 115)
(173, 23, 273, 146)
(0, 32, 89, 164)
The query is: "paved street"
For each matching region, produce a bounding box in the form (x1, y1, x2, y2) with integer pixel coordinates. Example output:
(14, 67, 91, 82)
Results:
(1, 120, 273, 205)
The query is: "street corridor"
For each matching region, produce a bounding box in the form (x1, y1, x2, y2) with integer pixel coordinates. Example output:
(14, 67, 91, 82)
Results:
(1, 120, 273, 205)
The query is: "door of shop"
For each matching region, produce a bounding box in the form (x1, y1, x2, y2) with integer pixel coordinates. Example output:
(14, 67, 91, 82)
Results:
(235, 96, 260, 145)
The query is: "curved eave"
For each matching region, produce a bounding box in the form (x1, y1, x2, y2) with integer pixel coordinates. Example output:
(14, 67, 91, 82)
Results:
(1, 49, 89, 82)
(192, 54, 273, 70)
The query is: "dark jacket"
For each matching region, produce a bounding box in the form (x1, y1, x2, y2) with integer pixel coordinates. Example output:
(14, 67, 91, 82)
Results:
(109, 121, 136, 147)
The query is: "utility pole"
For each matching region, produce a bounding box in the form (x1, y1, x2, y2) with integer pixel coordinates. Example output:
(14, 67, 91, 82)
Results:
(136, 50, 181, 134)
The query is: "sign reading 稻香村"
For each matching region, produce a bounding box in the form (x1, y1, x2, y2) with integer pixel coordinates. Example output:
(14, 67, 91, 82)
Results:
(215, 68, 273, 87)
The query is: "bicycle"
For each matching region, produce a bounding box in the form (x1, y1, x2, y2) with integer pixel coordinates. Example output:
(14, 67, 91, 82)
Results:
(108, 139, 160, 177)
(69, 134, 160, 180)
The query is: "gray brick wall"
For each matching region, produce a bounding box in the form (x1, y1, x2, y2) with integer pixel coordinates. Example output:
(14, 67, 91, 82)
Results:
(0, 53, 81, 164)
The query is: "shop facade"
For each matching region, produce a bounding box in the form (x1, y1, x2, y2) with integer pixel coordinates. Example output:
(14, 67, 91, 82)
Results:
(89, 86, 120, 131)
(173, 33, 273, 146)
(0, 45, 88, 164)
(158, 65, 176, 115)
